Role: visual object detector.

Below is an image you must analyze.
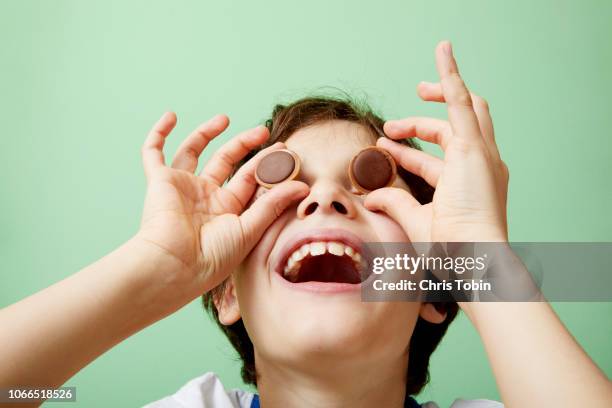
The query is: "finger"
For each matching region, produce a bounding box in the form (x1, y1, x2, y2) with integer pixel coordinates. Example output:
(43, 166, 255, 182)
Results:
(377, 138, 442, 187)
(384, 116, 451, 150)
(470, 94, 498, 158)
(142, 112, 177, 179)
(171, 114, 230, 172)
(364, 187, 422, 233)
(435, 41, 482, 144)
(417, 81, 497, 151)
(239, 180, 309, 244)
(224, 142, 287, 208)
(200, 125, 270, 185)
(416, 81, 444, 103)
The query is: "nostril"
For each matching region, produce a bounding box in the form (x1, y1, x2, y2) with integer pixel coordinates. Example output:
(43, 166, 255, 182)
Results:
(304, 202, 318, 215)
(332, 201, 348, 214)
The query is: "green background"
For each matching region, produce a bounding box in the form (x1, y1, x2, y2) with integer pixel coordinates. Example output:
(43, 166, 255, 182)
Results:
(1, 1, 611, 406)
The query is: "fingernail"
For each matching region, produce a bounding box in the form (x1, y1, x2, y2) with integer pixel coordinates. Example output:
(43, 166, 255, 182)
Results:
(385, 121, 400, 132)
(209, 114, 224, 124)
(443, 41, 452, 56)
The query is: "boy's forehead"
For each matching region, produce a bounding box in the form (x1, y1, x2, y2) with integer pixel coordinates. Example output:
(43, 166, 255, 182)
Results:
(285, 120, 376, 160)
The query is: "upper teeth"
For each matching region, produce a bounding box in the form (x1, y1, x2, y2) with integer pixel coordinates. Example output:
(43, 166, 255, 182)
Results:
(283, 241, 363, 280)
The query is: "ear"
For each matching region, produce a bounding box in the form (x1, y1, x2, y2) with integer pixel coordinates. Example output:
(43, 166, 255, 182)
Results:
(213, 276, 241, 325)
(418, 302, 448, 324)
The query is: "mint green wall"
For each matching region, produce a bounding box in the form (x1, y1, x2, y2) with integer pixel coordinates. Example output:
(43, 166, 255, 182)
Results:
(1, 1, 610, 406)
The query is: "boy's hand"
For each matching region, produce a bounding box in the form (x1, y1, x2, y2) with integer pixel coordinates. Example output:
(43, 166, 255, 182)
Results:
(137, 113, 308, 301)
(365, 41, 509, 243)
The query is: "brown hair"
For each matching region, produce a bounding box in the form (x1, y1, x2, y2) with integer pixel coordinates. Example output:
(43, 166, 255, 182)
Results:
(202, 94, 458, 396)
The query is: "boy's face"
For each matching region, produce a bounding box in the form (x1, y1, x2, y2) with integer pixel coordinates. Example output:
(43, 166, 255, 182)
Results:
(218, 120, 444, 370)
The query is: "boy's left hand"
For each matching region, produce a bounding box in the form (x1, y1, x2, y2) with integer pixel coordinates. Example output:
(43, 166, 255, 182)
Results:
(365, 41, 509, 244)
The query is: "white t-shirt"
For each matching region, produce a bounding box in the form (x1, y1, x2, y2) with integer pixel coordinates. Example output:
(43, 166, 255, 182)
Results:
(143, 372, 503, 408)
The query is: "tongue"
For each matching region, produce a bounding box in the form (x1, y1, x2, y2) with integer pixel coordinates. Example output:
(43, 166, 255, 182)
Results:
(295, 254, 360, 284)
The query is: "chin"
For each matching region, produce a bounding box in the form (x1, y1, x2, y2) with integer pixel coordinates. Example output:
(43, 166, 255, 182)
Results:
(287, 322, 371, 359)
(278, 300, 388, 356)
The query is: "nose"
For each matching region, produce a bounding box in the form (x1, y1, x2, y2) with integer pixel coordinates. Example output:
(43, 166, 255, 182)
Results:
(297, 180, 357, 219)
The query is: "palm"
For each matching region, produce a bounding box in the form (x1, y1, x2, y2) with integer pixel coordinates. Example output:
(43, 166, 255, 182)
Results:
(139, 167, 243, 270)
(429, 145, 505, 242)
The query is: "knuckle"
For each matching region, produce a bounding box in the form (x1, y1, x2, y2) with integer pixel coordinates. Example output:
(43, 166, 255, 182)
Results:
(454, 91, 473, 107)
(237, 136, 254, 151)
(390, 187, 410, 203)
(449, 137, 474, 154)
(273, 200, 286, 218)
(472, 94, 489, 110)
(184, 146, 198, 159)
(445, 75, 473, 107)
(196, 129, 212, 142)
(481, 98, 490, 111)
(501, 161, 510, 181)
(449, 72, 463, 82)
(216, 149, 234, 165)
(418, 161, 430, 180)
(200, 251, 215, 278)
(443, 121, 452, 134)
(239, 171, 255, 186)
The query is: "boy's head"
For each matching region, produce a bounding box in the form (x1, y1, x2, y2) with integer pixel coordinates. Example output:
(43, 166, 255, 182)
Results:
(202, 95, 458, 396)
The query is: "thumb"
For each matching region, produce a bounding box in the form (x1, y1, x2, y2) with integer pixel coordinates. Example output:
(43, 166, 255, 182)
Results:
(239, 180, 309, 248)
(364, 187, 423, 236)
(197, 181, 308, 291)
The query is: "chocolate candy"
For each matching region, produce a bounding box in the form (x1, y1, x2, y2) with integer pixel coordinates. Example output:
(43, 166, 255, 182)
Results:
(255, 149, 301, 188)
(348, 147, 397, 193)
(255, 146, 396, 193)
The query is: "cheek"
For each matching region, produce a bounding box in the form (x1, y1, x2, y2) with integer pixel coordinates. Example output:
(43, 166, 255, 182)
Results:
(233, 258, 271, 341)
(232, 210, 290, 314)
(240, 205, 290, 272)
(234, 232, 273, 306)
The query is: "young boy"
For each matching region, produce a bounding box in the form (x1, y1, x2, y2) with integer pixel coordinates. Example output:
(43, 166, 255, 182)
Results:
(1, 41, 610, 408)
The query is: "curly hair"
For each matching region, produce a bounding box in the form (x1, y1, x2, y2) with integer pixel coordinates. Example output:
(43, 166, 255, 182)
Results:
(202, 94, 459, 397)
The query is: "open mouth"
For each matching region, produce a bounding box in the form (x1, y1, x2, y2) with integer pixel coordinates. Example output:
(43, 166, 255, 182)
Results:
(280, 240, 366, 284)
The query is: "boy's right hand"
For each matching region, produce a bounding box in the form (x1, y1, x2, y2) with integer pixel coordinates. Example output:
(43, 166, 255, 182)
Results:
(137, 112, 308, 303)
(0, 113, 307, 389)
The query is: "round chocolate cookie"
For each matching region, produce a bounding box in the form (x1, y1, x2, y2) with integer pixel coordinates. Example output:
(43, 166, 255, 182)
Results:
(349, 147, 396, 193)
(255, 149, 301, 188)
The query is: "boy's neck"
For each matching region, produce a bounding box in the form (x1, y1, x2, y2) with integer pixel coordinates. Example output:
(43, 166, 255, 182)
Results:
(255, 350, 409, 408)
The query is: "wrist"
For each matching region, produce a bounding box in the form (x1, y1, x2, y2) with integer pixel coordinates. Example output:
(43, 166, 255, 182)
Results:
(457, 245, 544, 320)
(128, 234, 195, 281)
(125, 235, 204, 300)
(94, 238, 201, 334)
